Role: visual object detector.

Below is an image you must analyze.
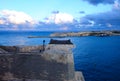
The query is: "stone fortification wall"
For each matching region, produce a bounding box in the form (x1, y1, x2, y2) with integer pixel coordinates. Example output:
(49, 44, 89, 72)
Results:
(18, 46, 43, 53)
(0, 46, 44, 53)
(0, 44, 84, 81)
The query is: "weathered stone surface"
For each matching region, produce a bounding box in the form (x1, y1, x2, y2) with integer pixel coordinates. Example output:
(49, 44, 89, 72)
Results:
(0, 46, 43, 53)
(0, 46, 18, 53)
(75, 72, 85, 81)
(0, 44, 84, 81)
(18, 46, 43, 53)
(0, 54, 69, 81)
(0, 48, 8, 53)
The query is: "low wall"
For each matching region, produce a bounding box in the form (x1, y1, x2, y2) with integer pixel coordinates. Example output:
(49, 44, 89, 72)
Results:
(0, 46, 43, 53)
(18, 46, 43, 52)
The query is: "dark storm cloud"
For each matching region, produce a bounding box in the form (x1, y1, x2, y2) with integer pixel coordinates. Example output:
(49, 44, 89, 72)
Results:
(83, 0, 116, 5)
(80, 0, 120, 28)
(82, 9, 120, 26)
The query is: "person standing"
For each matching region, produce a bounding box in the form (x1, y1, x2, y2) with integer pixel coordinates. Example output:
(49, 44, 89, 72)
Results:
(43, 40, 45, 51)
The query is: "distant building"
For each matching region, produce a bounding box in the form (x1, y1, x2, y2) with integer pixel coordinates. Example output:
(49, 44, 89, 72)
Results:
(49, 39, 73, 44)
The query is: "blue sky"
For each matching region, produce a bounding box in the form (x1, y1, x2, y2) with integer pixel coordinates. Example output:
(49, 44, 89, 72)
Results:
(0, 0, 120, 31)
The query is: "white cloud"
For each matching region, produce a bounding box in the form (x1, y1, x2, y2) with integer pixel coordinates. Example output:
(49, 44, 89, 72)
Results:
(81, 0, 120, 27)
(87, 20, 95, 26)
(113, 0, 120, 10)
(106, 23, 112, 27)
(0, 10, 36, 25)
(0, 20, 4, 24)
(45, 12, 74, 24)
(59, 26, 68, 30)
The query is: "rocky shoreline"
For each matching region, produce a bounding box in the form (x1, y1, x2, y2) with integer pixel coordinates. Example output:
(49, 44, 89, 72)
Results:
(50, 31, 120, 37)
(28, 31, 120, 38)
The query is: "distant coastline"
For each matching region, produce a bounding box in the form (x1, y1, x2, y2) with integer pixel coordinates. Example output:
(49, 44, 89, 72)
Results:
(28, 30, 120, 38)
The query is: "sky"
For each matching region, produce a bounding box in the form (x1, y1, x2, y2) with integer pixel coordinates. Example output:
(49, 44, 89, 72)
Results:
(0, 0, 120, 31)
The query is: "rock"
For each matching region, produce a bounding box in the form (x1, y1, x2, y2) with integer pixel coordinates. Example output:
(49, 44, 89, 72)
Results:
(50, 31, 120, 37)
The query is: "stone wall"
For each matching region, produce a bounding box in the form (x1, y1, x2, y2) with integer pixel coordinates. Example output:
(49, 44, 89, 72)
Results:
(0, 54, 69, 81)
(18, 46, 43, 53)
(0, 44, 84, 81)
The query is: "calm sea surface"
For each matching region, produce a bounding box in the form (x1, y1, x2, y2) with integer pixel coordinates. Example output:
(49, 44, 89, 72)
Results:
(0, 31, 120, 81)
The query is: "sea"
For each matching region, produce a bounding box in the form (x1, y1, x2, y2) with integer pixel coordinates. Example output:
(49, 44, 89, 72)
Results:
(0, 31, 120, 81)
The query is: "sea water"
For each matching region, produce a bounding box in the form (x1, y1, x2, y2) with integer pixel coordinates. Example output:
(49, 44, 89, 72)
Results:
(0, 31, 120, 81)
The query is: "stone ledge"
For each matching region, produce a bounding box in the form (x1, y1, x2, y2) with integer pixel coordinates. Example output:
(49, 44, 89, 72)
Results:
(75, 71, 85, 81)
